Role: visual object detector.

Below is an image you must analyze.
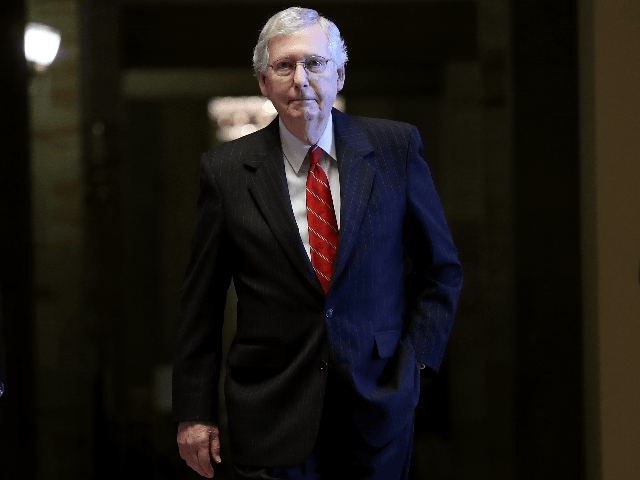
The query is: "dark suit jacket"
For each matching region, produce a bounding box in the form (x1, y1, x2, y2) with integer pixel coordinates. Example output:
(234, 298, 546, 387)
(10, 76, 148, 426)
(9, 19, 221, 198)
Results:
(173, 109, 462, 467)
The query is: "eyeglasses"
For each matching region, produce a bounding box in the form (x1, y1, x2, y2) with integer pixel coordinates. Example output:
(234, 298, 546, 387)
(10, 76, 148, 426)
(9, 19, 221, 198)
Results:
(268, 56, 332, 77)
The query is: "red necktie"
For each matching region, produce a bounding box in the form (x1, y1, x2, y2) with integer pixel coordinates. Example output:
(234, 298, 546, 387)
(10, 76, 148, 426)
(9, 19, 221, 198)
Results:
(306, 145, 338, 293)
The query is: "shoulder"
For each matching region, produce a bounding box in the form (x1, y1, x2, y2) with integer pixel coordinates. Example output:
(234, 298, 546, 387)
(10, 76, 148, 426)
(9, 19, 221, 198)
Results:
(333, 109, 419, 149)
(351, 114, 415, 133)
(202, 126, 270, 161)
(201, 119, 279, 172)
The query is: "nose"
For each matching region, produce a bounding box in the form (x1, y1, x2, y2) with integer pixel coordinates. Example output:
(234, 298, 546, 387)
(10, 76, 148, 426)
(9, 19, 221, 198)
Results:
(292, 62, 309, 87)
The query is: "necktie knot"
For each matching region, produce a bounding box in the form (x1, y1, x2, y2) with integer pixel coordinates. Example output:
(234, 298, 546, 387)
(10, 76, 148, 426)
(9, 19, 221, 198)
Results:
(308, 145, 322, 167)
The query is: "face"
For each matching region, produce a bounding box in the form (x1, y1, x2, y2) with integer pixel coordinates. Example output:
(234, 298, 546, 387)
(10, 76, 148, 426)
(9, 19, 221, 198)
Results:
(258, 24, 345, 138)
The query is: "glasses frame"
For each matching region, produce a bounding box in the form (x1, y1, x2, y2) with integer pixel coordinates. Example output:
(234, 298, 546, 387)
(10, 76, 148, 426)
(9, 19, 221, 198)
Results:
(268, 56, 333, 77)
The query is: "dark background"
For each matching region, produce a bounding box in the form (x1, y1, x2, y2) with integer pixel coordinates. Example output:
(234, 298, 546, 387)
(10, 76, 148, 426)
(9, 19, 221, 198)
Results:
(2, 0, 636, 479)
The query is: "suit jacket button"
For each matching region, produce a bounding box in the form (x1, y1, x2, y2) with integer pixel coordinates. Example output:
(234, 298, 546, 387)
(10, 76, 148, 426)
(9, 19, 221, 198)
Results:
(319, 360, 328, 371)
(325, 309, 333, 318)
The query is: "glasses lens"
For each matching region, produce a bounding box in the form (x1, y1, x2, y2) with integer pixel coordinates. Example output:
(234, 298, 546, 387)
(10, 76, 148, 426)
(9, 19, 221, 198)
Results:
(305, 57, 328, 73)
(274, 59, 294, 76)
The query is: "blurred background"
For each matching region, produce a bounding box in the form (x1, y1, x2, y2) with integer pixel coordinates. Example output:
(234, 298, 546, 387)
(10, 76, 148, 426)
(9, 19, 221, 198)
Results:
(1, 0, 638, 479)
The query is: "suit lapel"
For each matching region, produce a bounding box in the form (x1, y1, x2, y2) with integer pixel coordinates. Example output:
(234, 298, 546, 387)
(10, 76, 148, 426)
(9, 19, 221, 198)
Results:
(245, 119, 324, 296)
(244, 111, 377, 296)
(330, 109, 376, 288)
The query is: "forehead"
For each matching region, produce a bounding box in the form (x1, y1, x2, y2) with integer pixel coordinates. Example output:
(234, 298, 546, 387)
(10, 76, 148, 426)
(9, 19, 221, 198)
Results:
(268, 24, 331, 60)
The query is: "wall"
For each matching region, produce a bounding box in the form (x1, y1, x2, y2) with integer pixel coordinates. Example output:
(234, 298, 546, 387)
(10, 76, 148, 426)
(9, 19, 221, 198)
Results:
(581, 0, 640, 479)
(26, 0, 89, 477)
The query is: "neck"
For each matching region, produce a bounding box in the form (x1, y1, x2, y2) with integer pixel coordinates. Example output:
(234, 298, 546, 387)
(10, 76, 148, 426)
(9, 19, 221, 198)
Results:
(284, 115, 329, 145)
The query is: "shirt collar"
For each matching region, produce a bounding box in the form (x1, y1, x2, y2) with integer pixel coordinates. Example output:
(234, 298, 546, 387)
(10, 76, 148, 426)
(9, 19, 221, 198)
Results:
(279, 114, 336, 174)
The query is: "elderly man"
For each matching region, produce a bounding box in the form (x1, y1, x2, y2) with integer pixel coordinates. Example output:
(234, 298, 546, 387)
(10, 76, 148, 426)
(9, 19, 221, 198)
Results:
(173, 7, 462, 480)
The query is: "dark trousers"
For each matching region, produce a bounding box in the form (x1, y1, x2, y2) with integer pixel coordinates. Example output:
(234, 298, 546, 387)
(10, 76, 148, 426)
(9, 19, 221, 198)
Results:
(234, 371, 415, 480)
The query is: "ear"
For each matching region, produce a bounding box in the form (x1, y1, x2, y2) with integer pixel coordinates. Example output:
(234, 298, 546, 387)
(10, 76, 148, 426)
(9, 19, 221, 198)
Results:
(258, 72, 270, 97)
(336, 66, 346, 92)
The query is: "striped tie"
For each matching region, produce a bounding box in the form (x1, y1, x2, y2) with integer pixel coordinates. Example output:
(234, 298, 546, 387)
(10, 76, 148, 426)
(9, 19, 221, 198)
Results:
(306, 145, 338, 293)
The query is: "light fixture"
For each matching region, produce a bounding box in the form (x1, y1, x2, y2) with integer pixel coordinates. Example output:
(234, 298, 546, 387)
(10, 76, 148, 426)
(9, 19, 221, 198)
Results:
(24, 22, 61, 72)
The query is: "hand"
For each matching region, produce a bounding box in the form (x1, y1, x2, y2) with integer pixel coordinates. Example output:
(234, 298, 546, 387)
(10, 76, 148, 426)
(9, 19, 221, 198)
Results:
(177, 421, 221, 478)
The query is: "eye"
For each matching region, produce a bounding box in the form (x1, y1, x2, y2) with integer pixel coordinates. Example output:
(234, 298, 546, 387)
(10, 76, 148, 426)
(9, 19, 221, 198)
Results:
(305, 57, 327, 73)
(275, 60, 293, 71)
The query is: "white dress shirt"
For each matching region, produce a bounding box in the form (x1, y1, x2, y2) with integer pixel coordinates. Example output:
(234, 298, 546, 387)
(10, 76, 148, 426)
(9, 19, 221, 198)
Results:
(279, 116, 341, 261)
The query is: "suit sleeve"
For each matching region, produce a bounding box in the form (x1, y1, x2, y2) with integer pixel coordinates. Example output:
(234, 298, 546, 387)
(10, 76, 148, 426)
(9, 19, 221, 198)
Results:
(403, 126, 463, 374)
(172, 153, 233, 423)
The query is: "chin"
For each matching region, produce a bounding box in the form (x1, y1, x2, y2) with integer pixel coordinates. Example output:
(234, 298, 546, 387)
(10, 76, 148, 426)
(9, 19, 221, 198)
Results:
(288, 108, 317, 122)
(303, 110, 317, 121)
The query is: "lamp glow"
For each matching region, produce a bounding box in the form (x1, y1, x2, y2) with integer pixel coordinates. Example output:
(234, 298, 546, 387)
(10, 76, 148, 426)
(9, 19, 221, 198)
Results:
(24, 22, 61, 72)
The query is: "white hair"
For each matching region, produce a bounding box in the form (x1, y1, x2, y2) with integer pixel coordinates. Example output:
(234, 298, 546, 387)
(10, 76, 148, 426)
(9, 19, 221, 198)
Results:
(252, 7, 348, 76)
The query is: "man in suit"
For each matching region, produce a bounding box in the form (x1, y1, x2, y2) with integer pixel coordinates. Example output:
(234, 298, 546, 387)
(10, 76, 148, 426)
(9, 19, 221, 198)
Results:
(173, 7, 462, 480)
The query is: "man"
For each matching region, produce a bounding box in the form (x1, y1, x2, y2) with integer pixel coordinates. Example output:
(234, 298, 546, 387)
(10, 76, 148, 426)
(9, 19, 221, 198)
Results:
(173, 7, 462, 480)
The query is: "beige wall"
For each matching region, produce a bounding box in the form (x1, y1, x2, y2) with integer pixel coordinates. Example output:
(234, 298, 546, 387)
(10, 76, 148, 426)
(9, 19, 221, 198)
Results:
(582, 1, 640, 479)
